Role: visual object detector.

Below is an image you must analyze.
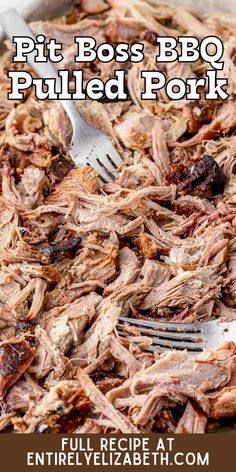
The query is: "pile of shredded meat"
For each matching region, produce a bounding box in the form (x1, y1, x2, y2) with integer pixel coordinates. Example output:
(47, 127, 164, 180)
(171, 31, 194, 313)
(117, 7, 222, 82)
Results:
(0, 0, 236, 434)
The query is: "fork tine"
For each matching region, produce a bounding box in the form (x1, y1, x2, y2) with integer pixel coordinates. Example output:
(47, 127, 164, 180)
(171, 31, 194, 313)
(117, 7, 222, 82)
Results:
(118, 330, 204, 352)
(144, 336, 204, 351)
(118, 317, 202, 333)
(117, 323, 201, 342)
(118, 331, 171, 353)
(118, 317, 236, 353)
(104, 140, 123, 167)
(97, 155, 119, 175)
(90, 159, 113, 183)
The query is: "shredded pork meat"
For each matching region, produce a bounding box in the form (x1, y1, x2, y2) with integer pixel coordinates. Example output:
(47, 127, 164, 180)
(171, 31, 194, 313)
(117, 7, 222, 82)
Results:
(0, 0, 236, 433)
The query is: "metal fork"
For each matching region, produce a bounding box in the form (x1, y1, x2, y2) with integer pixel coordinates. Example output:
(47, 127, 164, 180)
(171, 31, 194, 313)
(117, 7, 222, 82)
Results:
(1, 9, 123, 183)
(118, 317, 236, 353)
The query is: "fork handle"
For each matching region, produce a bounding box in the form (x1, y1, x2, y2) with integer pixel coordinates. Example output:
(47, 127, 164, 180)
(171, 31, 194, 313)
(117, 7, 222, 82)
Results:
(0, 9, 89, 137)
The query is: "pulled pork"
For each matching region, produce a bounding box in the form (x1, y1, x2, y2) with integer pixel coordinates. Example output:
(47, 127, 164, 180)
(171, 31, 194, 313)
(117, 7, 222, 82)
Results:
(0, 0, 236, 433)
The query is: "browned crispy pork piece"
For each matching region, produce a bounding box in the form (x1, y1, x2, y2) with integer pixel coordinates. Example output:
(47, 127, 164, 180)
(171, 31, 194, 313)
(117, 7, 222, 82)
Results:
(91, 371, 124, 395)
(50, 156, 74, 183)
(135, 232, 159, 259)
(0, 340, 34, 398)
(168, 155, 225, 198)
(185, 101, 217, 135)
(38, 237, 81, 261)
(73, 166, 98, 193)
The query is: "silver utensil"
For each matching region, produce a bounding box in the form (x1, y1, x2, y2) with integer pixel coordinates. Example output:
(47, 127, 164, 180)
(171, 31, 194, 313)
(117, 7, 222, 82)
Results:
(0, 1, 74, 41)
(0, 8, 123, 183)
(118, 317, 236, 352)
